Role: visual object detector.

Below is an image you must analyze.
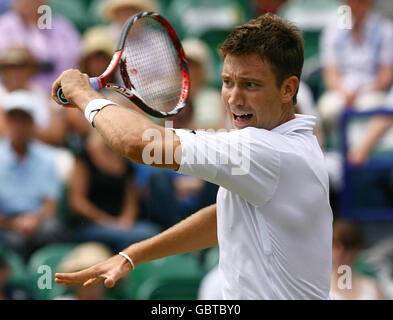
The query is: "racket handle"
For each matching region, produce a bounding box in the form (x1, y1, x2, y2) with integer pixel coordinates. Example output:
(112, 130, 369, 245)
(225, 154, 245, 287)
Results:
(56, 78, 101, 104)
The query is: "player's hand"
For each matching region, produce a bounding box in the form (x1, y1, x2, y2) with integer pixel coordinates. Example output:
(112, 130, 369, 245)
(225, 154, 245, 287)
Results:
(51, 69, 96, 108)
(55, 254, 133, 288)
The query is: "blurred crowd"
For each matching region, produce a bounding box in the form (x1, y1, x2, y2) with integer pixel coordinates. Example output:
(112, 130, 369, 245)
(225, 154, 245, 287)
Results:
(0, 0, 393, 300)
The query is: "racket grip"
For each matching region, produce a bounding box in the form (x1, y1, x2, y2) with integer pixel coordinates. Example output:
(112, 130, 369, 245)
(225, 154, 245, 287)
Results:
(56, 78, 101, 104)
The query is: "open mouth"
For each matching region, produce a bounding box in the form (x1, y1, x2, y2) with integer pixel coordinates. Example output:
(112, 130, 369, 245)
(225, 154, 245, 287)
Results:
(232, 113, 254, 128)
(233, 113, 253, 121)
(232, 112, 254, 128)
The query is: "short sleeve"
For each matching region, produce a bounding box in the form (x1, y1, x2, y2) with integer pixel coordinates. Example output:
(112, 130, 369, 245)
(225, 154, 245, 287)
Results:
(174, 128, 281, 206)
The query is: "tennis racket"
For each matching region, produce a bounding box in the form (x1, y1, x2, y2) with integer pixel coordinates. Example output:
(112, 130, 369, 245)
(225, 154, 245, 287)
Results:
(56, 11, 190, 118)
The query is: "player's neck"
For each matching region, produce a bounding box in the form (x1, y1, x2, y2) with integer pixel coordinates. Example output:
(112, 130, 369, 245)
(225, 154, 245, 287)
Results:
(277, 103, 296, 127)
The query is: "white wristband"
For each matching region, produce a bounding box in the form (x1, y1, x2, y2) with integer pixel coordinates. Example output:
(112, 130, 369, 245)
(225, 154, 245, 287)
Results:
(118, 252, 135, 270)
(84, 99, 116, 128)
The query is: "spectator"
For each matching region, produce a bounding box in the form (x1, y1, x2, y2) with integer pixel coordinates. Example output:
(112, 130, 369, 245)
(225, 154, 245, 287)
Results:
(0, 92, 67, 261)
(317, 0, 393, 131)
(330, 218, 384, 300)
(181, 38, 227, 130)
(347, 85, 393, 165)
(0, 46, 66, 145)
(68, 129, 161, 253)
(0, 0, 81, 92)
(100, 0, 158, 37)
(56, 242, 112, 300)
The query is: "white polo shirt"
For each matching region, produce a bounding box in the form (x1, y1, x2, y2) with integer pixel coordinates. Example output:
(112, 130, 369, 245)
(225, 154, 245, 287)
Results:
(175, 114, 333, 299)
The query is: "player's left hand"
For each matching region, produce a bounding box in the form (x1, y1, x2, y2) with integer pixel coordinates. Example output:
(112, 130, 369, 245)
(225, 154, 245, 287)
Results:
(55, 254, 133, 288)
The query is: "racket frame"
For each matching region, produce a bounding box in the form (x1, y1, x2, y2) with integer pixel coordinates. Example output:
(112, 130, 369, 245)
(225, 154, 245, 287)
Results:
(96, 11, 190, 118)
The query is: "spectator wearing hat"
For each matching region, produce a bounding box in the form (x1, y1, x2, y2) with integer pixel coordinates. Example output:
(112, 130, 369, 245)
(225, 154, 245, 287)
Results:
(56, 242, 112, 300)
(0, 0, 81, 92)
(0, 46, 66, 145)
(101, 0, 158, 32)
(0, 92, 69, 261)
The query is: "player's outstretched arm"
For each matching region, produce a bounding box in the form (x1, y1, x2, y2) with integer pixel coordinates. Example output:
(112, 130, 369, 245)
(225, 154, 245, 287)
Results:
(55, 204, 218, 288)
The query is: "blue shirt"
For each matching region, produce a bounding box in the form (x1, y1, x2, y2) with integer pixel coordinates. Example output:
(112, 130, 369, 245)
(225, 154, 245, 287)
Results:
(0, 139, 60, 216)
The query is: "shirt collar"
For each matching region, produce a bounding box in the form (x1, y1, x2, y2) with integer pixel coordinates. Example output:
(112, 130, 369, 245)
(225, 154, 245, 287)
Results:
(271, 114, 316, 135)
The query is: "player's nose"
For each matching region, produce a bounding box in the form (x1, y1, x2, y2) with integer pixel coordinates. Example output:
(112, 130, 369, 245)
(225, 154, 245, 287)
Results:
(227, 85, 245, 107)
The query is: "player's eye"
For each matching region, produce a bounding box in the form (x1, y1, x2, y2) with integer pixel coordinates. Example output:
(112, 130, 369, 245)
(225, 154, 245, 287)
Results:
(222, 79, 233, 87)
(245, 82, 258, 88)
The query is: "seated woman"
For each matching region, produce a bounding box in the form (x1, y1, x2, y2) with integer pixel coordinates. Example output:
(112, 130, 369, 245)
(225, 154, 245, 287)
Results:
(68, 130, 161, 253)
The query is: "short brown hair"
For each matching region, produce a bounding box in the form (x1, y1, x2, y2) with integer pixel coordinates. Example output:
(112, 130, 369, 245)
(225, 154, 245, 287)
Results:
(219, 13, 304, 104)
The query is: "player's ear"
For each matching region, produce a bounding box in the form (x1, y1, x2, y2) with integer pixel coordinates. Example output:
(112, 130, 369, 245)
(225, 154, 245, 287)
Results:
(280, 76, 299, 104)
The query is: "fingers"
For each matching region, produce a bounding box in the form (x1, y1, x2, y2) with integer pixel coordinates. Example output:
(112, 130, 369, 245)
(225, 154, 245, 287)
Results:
(51, 70, 68, 106)
(102, 268, 124, 288)
(104, 277, 116, 288)
(51, 84, 62, 106)
(55, 274, 116, 288)
(55, 255, 130, 289)
(83, 277, 103, 287)
(51, 69, 81, 108)
(55, 266, 101, 284)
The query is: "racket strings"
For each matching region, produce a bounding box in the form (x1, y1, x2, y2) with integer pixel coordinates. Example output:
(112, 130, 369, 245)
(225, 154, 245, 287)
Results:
(122, 18, 182, 112)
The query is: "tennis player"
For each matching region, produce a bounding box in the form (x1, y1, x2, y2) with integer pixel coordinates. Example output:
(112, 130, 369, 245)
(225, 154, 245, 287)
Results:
(53, 13, 333, 300)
